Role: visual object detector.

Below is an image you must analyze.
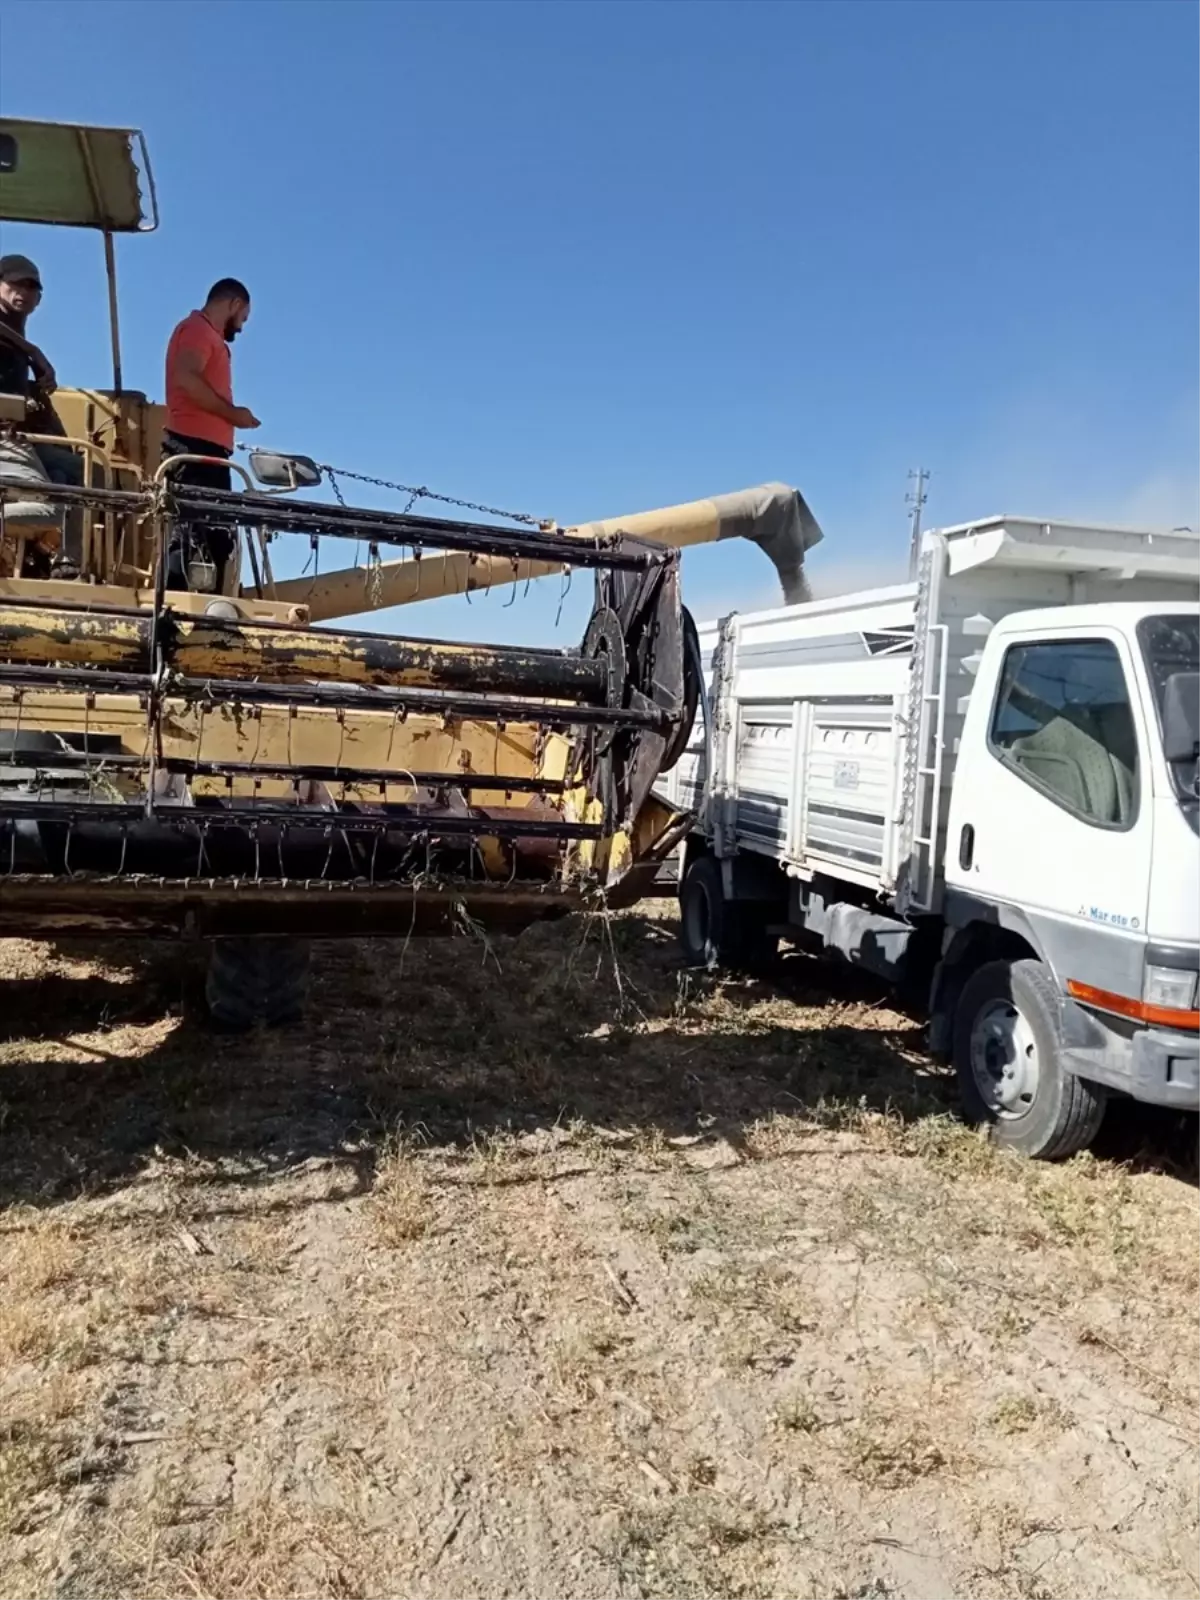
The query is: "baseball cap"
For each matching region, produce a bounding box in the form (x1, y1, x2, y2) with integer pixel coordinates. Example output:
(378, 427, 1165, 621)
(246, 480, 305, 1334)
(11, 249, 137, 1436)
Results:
(0, 254, 42, 288)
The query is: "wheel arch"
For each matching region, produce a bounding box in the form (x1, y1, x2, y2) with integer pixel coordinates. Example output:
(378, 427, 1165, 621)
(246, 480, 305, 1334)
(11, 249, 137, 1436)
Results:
(930, 892, 1046, 1058)
(679, 831, 713, 887)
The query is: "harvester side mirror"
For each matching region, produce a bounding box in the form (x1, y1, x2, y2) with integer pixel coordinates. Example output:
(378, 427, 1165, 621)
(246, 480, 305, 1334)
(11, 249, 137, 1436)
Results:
(247, 450, 322, 491)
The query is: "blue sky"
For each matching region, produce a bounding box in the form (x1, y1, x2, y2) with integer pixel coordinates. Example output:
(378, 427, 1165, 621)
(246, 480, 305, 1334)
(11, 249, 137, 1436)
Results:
(1, 0, 1196, 644)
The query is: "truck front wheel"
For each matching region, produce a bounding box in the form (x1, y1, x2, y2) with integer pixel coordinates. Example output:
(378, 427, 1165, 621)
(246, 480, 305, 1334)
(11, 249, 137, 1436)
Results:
(953, 958, 1106, 1160)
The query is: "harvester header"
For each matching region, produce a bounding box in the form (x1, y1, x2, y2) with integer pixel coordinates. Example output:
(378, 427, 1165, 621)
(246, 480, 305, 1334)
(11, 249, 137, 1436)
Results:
(0, 465, 693, 939)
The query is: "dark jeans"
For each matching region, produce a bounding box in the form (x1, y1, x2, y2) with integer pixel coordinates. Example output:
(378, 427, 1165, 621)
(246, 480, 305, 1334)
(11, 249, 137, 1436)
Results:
(34, 442, 84, 488)
(34, 442, 84, 570)
(162, 431, 236, 593)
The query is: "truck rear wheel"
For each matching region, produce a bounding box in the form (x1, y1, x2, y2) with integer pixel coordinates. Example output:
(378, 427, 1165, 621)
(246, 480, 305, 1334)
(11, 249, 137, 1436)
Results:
(206, 937, 311, 1032)
(953, 958, 1106, 1160)
(679, 855, 774, 971)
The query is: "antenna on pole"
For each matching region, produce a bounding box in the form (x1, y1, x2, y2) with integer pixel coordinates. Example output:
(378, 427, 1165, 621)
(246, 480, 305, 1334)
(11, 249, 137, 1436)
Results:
(906, 468, 930, 577)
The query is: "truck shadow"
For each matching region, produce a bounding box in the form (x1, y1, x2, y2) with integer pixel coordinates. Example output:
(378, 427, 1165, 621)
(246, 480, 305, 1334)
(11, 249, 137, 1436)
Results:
(0, 916, 1192, 1209)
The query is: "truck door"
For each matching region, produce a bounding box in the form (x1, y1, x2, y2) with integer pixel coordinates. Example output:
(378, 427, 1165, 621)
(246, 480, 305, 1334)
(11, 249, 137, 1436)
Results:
(946, 626, 1152, 1002)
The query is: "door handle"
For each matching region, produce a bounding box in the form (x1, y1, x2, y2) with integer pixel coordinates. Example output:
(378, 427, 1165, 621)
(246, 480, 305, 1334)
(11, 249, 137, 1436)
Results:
(958, 824, 975, 870)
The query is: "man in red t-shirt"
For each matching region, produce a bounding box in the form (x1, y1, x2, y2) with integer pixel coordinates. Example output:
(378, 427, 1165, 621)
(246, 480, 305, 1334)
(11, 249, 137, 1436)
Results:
(162, 278, 261, 592)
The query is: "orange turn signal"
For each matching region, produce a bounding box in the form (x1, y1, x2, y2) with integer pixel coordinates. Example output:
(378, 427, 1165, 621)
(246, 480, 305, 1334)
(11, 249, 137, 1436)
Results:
(1066, 979, 1200, 1033)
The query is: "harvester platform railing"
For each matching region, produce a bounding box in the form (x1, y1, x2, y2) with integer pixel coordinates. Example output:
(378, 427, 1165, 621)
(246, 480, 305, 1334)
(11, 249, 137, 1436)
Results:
(15, 478, 665, 572)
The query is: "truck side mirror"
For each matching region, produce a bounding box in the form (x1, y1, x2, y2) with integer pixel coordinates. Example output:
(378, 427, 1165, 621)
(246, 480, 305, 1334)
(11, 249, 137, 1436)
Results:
(247, 450, 322, 491)
(1161, 671, 1199, 762)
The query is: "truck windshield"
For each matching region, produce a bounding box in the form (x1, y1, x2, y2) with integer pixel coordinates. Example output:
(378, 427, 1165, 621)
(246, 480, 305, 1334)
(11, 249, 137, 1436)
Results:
(1138, 614, 1199, 808)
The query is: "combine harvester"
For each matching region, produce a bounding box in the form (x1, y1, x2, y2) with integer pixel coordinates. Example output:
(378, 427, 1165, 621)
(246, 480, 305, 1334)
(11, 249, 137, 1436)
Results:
(662, 516, 1199, 1157)
(0, 118, 820, 1028)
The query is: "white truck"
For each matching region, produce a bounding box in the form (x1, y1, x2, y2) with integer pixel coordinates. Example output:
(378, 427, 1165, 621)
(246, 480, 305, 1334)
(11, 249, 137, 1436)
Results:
(663, 515, 1199, 1158)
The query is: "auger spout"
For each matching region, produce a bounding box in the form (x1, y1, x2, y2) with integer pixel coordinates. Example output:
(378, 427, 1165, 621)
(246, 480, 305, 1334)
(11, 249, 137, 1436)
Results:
(571, 482, 823, 606)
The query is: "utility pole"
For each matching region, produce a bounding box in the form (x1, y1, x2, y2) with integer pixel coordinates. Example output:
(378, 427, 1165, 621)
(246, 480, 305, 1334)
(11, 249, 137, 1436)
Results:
(906, 468, 930, 577)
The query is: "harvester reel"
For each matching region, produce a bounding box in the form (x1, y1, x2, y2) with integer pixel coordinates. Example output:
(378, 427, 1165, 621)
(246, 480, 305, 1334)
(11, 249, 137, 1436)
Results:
(0, 473, 693, 944)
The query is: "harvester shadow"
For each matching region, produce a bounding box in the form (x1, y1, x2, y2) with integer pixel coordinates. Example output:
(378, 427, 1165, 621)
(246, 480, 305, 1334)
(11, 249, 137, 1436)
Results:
(0, 966, 187, 1043)
(0, 915, 1191, 1207)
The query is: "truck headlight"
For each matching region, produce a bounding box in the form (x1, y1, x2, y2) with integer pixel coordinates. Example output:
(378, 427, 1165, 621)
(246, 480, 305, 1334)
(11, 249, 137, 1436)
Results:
(1143, 965, 1199, 1013)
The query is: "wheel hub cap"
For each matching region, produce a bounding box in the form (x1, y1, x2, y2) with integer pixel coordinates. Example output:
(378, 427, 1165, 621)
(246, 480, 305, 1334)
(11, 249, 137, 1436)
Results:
(969, 998, 1039, 1116)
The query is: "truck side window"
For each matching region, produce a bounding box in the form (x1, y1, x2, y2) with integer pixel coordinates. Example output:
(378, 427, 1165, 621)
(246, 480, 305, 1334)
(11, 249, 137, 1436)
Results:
(989, 639, 1139, 827)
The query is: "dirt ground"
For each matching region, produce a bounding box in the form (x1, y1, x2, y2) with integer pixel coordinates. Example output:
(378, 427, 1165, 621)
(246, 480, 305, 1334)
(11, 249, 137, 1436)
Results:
(0, 910, 1196, 1600)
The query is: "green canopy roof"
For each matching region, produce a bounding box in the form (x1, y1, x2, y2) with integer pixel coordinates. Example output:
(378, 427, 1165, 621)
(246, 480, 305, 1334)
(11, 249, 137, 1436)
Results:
(0, 118, 157, 233)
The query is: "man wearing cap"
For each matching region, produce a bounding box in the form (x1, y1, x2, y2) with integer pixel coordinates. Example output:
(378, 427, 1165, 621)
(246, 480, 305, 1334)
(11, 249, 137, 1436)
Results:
(0, 253, 82, 577)
(162, 277, 260, 592)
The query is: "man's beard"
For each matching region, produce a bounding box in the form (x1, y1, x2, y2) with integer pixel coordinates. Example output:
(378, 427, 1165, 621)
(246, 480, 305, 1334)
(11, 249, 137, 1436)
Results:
(223, 318, 241, 343)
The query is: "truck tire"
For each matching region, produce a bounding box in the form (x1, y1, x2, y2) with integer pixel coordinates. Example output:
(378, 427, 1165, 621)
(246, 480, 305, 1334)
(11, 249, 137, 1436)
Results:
(206, 937, 311, 1032)
(953, 958, 1106, 1160)
(679, 856, 774, 971)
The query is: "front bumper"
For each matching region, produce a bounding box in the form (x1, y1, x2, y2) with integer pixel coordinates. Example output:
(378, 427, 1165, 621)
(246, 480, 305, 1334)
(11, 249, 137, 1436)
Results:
(1063, 1017, 1199, 1111)
(1127, 1027, 1200, 1109)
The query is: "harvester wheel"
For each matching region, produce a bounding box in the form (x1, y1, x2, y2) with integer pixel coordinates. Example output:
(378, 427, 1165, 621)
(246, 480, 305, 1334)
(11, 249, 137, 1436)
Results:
(205, 937, 311, 1032)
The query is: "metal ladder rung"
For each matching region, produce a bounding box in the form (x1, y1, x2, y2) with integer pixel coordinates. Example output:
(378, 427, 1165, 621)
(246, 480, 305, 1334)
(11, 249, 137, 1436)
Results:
(905, 615, 949, 915)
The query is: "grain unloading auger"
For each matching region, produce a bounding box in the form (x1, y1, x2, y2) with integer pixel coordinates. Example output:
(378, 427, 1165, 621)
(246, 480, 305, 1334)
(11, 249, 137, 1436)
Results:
(0, 117, 823, 1025)
(272, 479, 823, 620)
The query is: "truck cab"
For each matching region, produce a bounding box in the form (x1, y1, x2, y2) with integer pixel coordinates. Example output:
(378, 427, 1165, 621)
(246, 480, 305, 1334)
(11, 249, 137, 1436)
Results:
(937, 601, 1198, 1155)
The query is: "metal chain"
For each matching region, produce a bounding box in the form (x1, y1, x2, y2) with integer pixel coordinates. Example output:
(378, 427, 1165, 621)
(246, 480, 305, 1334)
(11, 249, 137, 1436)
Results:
(316, 462, 546, 528)
(0, 462, 546, 528)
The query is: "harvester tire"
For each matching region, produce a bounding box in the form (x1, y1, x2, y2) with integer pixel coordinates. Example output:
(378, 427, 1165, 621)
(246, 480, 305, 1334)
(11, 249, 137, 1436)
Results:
(206, 938, 311, 1032)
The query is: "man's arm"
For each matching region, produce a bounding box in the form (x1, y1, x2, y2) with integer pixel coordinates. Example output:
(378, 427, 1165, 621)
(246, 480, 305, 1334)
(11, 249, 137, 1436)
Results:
(173, 346, 260, 430)
(0, 320, 55, 390)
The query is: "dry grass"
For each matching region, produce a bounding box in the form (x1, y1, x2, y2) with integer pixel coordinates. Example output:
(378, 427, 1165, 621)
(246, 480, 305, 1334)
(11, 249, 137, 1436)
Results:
(368, 1133, 434, 1245)
(0, 918, 1196, 1600)
(0, 1420, 76, 1539)
(841, 1407, 960, 1489)
(773, 1390, 824, 1435)
(989, 1394, 1074, 1436)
